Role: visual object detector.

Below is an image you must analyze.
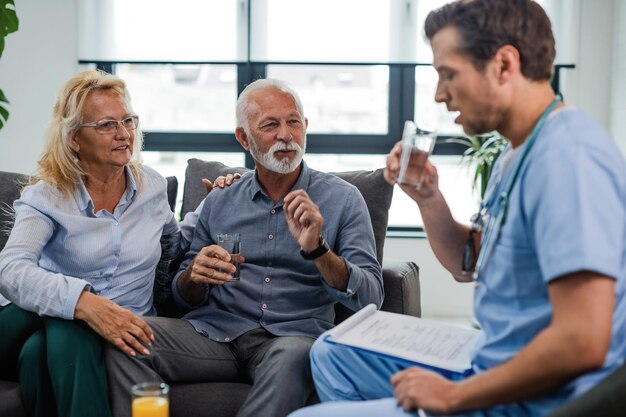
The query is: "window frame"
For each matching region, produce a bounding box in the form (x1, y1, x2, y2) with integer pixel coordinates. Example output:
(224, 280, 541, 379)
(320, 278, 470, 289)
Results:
(85, 60, 573, 159)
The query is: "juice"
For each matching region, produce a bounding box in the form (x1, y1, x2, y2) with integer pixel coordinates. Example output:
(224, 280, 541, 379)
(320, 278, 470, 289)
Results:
(132, 397, 169, 417)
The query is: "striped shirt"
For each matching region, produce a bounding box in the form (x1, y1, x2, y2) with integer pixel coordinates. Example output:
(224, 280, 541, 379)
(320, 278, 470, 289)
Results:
(0, 165, 180, 318)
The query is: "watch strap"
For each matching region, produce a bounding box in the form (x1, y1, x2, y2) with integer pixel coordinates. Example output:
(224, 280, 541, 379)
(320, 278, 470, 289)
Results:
(300, 235, 330, 260)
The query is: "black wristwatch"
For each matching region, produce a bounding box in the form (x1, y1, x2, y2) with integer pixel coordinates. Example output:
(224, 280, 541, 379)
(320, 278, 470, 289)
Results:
(300, 235, 330, 260)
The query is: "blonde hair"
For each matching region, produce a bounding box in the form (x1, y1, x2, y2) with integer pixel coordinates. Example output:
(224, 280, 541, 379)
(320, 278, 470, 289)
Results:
(35, 70, 143, 195)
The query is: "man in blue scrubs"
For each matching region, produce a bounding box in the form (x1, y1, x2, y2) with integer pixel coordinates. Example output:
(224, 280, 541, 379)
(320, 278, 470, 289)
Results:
(290, 0, 626, 416)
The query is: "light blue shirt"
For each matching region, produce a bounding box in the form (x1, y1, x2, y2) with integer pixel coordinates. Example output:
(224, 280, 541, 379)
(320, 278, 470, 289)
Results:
(0, 166, 180, 319)
(474, 108, 626, 412)
(173, 161, 384, 342)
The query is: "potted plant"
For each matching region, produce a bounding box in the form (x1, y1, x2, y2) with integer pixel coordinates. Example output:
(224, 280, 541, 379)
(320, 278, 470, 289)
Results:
(447, 132, 507, 199)
(0, 0, 19, 129)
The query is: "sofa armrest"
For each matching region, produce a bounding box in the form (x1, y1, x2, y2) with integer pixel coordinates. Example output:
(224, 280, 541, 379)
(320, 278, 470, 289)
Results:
(165, 176, 178, 213)
(334, 259, 420, 323)
(545, 363, 626, 417)
(380, 259, 420, 317)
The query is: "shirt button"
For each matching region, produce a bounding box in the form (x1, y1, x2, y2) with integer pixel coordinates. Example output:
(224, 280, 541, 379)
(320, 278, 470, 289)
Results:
(270, 209, 276, 215)
(264, 277, 270, 283)
(262, 303, 268, 309)
(268, 234, 274, 240)
(268, 261, 273, 266)
(224, 337, 230, 342)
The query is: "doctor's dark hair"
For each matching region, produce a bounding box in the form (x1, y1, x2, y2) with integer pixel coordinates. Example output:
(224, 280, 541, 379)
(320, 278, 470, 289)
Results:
(424, 0, 555, 81)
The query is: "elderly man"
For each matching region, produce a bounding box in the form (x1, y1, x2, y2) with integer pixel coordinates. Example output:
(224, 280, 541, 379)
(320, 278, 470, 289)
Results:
(105, 78, 384, 417)
(290, 1, 626, 417)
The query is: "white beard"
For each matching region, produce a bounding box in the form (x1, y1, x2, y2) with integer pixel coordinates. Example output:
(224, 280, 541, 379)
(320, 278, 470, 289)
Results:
(249, 137, 306, 174)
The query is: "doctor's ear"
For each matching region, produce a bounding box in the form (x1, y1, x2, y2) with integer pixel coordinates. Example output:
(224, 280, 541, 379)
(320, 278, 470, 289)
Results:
(491, 44, 521, 84)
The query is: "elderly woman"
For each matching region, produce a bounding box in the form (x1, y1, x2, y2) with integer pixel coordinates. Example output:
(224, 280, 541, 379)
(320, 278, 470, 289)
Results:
(0, 70, 182, 417)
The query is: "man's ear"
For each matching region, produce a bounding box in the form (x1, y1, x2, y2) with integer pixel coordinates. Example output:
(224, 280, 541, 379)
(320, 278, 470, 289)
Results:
(235, 127, 250, 151)
(491, 44, 521, 85)
(304, 117, 308, 129)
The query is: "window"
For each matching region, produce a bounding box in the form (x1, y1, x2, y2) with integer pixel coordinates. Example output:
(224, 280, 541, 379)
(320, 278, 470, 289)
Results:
(266, 65, 389, 135)
(78, 0, 241, 61)
(250, 0, 391, 62)
(117, 64, 238, 132)
(79, 0, 574, 229)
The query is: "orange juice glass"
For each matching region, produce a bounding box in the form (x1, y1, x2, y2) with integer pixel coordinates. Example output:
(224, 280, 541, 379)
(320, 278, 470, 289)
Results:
(131, 382, 169, 417)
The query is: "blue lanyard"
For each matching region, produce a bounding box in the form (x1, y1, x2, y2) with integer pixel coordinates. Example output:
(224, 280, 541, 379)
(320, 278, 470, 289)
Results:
(473, 95, 562, 281)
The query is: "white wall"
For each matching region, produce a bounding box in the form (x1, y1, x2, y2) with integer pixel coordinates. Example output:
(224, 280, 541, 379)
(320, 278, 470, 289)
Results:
(611, 0, 626, 155)
(384, 237, 475, 319)
(0, 0, 80, 173)
(566, 0, 615, 139)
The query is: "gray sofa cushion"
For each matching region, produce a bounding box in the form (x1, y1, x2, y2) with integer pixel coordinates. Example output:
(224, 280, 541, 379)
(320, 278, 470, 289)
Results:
(0, 381, 24, 417)
(165, 176, 178, 213)
(180, 158, 393, 264)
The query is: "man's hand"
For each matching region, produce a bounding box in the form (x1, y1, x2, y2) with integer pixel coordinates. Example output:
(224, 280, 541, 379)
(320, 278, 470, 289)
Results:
(202, 173, 242, 194)
(187, 244, 245, 286)
(385, 141, 439, 201)
(391, 367, 460, 414)
(74, 291, 154, 357)
(283, 189, 324, 251)
(177, 244, 246, 305)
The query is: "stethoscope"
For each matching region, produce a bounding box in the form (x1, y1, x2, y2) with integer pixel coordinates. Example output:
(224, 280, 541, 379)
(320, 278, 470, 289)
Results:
(471, 95, 562, 282)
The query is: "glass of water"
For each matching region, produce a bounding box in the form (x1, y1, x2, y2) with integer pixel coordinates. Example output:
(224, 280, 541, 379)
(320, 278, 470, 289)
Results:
(216, 233, 241, 282)
(396, 120, 437, 190)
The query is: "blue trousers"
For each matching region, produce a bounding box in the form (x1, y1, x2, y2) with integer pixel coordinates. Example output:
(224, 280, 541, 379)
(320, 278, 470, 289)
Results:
(288, 331, 547, 417)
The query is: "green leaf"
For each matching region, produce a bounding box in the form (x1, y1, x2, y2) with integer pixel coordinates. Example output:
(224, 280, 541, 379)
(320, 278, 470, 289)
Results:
(454, 132, 508, 197)
(0, 101, 8, 129)
(0, 87, 8, 128)
(0, 0, 19, 38)
(442, 137, 473, 148)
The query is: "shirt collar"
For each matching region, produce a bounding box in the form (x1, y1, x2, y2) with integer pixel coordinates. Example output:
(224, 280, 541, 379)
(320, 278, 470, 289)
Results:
(75, 166, 138, 213)
(248, 160, 311, 204)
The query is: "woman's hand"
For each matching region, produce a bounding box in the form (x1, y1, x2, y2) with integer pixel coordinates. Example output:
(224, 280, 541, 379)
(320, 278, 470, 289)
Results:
(74, 291, 154, 357)
(202, 173, 242, 194)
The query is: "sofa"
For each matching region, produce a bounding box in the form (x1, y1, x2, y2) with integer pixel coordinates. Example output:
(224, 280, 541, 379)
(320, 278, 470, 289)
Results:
(0, 160, 422, 417)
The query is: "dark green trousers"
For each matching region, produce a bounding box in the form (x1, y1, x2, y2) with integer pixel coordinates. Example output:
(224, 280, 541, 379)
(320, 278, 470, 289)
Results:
(0, 304, 112, 417)
(0, 304, 41, 380)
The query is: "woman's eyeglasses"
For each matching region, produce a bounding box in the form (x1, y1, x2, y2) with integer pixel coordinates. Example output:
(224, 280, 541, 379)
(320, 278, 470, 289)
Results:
(79, 115, 139, 135)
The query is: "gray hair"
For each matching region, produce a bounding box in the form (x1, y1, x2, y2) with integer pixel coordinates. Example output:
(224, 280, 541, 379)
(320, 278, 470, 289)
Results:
(235, 78, 305, 135)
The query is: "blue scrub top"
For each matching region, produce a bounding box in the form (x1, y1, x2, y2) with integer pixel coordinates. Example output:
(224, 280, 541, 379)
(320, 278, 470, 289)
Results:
(473, 108, 626, 408)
